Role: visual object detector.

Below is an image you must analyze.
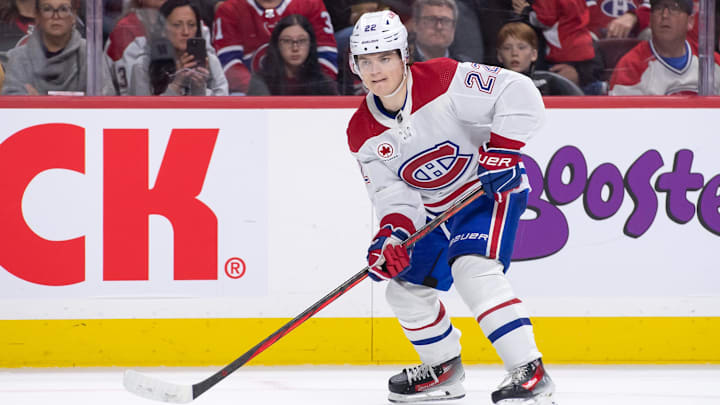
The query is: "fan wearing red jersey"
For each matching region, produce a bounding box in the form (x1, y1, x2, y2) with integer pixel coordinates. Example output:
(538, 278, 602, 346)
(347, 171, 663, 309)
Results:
(212, 0, 338, 94)
(346, 10, 556, 405)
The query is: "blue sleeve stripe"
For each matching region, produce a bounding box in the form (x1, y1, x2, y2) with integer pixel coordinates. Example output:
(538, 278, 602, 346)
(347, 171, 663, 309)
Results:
(218, 50, 244, 67)
(410, 325, 454, 346)
(318, 49, 338, 67)
(488, 318, 532, 343)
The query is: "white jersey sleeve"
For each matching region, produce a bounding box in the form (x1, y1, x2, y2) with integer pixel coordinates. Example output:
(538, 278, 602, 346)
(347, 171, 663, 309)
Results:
(449, 63, 545, 146)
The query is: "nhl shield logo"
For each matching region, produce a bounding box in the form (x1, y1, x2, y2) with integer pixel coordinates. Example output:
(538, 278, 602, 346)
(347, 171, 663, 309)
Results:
(377, 142, 395, 159)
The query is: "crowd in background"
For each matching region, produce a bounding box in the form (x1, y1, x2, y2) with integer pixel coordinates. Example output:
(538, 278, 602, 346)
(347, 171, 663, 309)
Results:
(0, 0, 719, 96)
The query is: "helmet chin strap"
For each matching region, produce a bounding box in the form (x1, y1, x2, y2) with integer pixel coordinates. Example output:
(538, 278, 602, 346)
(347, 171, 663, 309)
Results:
(380, 64, 408, 99)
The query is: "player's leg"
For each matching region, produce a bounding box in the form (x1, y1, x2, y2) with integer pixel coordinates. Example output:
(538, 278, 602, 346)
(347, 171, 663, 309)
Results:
(384, 279, 465, 403)
(382, 224, 465, 403)
(448, 190, 556, 404)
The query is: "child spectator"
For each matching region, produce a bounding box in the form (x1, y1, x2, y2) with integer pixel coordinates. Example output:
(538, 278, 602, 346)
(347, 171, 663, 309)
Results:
(0, 0, 36, 65)
(497, 21, 584, 94)
(212, 0, 338, 95)
(2, 0, 115, 95)
(248, 14, 337, 95)
(128, 0, 228, 95)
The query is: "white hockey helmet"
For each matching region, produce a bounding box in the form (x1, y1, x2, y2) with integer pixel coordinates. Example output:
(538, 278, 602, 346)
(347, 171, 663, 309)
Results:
(349, 10, 409, 75)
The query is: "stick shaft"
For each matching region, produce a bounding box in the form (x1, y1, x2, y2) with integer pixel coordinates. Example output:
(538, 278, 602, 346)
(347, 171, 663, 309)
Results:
(191, 186, 485, 399)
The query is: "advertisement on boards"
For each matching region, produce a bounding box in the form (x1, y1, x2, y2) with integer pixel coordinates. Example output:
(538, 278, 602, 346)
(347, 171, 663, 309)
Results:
(0, 109, 270, 299)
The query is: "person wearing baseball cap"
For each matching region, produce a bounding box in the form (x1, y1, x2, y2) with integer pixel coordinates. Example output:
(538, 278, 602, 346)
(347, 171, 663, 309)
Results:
(609, 0, 720, 94)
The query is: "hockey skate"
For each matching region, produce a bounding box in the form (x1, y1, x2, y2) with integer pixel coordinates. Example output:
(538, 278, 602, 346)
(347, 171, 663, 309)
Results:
(387, 355, 465, 403)
(491, 358, 556, 405)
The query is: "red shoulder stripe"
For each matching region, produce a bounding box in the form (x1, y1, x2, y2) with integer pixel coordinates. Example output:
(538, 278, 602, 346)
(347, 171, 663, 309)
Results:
(609, 41, 652, 88)
(410, 58, 458, 114)
(347, 99, 389, 153)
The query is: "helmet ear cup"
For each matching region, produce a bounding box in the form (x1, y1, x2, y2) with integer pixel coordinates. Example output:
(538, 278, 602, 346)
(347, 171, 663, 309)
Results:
(349, 54, 359, 76)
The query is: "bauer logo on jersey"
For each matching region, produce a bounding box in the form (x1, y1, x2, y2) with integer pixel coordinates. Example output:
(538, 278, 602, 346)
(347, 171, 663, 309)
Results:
(377, 142, 397, 160)
(399, 141, 472, 190)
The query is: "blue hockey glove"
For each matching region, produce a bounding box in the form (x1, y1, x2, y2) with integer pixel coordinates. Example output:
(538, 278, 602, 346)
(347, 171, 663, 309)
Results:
(367, 225, 411, 281)
(477, 134, 525, 203)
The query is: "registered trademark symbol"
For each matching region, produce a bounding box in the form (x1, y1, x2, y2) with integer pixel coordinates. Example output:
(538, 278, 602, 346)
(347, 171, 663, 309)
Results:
(224, 257, 246, 279)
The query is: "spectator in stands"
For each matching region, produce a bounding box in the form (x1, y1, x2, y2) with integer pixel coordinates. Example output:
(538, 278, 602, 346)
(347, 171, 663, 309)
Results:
(2, 0, 115, 95)
(128, 0, 228, 95)
(609, 0, 720, 94)
(212, 0, 338, 95)
(0, 0, 36, 65)
(410, 0, 483, 62)
(0, 62, 4, 90)
(587, 0, 650, 39)
(248, 14, 337, 95)
(497, 21, 584, 94)
(105, 0, 167, 94)
(514, 0, 604, 92)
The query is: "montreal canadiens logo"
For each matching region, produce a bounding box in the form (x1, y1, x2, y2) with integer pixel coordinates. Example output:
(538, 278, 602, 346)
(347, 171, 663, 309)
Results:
(399, 141, 472, 190)
(251, 43, 270, 72)
(601, 0, 635, 17)
(377, 142, 394, 159)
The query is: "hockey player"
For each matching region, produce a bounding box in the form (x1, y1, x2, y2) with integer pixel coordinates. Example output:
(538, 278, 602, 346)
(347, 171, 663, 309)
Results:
(346, 10, 556, 405)
(212, 0, 338, 94)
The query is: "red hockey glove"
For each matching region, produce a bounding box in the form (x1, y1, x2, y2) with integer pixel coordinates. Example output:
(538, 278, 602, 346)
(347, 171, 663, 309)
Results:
(477, 133, 525, 203)
(367, 226, 411, 281)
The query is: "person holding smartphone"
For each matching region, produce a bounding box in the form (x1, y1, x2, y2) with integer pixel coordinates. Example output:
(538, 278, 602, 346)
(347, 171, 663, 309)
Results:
(128, 0, 228, 95)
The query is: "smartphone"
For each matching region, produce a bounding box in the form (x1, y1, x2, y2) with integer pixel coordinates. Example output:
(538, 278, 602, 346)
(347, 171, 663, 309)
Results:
(186, 37, 207, 68)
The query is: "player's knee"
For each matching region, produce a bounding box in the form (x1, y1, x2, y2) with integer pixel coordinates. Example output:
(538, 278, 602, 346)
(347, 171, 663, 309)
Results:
(386, 279, 438, 321)
(451, 254, 504, 282)
(451, 254, 515, 315)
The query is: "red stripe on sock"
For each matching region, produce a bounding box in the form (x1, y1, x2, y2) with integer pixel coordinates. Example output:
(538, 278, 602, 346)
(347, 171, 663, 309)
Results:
(476, 298, 522, 323)
(404, 302, 446, 331)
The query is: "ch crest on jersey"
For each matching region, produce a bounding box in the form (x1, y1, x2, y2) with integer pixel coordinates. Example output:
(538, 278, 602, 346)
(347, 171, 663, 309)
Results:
(250, 43, 270, 72)
(399, 141, 472, 190)
(601, 0, 636, 17)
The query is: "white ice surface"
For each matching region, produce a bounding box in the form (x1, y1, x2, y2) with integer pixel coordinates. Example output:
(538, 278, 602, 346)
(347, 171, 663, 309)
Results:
(0, 364, 718, 404)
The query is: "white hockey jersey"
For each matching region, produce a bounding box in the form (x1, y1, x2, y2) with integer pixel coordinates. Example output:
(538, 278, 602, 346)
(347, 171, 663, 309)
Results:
(609, 40, 720, 95)
(347, 58, 545, 234)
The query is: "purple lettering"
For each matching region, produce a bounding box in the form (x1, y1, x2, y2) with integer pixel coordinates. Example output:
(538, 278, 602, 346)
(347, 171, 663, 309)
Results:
(513, 155, 568, 260)
(655, 150, 704, 224)
(624, 150, 663, 238)
(697, 174, 720, 236)
(584, 163, 624, 219)
(545, 146, 588, 205)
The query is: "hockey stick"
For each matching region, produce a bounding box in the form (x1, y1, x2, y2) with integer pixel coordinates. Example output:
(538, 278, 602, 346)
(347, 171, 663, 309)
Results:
(123, 186, 486, 403)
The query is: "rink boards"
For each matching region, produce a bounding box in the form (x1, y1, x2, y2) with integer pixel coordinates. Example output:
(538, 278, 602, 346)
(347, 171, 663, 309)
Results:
(0, 96, 719, 367)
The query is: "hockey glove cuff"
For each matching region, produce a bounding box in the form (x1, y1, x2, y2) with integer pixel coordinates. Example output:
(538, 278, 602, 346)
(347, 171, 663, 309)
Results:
(367, 225, 411, 282)
(477, 133, 525, 203)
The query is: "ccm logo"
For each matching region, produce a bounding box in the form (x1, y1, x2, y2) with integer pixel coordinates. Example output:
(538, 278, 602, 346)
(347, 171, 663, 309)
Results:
(0, 123, 219, 286)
